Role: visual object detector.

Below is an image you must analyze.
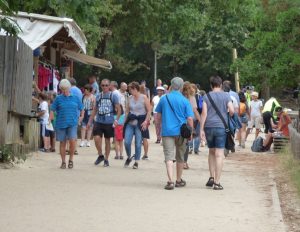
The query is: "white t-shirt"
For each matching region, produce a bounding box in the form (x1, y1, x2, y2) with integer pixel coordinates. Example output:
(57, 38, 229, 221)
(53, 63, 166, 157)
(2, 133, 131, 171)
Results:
(38, 101, 49, 125)
(250, 100, 263, 117)
(152, 95, 161, 113)
(118, 90, 128, 112)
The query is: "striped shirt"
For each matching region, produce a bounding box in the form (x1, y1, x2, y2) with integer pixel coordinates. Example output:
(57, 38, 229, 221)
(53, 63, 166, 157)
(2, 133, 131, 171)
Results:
(51, 94, 83, 129)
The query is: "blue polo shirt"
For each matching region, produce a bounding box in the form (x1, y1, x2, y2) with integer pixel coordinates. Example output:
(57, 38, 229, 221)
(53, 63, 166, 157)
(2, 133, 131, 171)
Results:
(156, 91, 193, 136)
(51, 94, 83, 129)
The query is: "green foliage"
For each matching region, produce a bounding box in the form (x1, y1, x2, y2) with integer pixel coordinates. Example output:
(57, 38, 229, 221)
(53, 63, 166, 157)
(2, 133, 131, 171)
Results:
(233, 0, 300, 93)
(0, 145, 26, 164)
(0, 0, 20, 35)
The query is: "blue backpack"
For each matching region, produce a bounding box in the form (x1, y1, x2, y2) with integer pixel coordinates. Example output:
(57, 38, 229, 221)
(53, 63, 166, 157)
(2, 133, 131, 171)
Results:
(196, 94, 203, 114)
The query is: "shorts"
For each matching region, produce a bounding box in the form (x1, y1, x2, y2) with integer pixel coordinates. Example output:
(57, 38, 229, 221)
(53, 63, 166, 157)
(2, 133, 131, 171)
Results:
(81, 120, 94, 128)
(93, 122, 114, 138)
(40, 124, 50, 137)
(56, 125, 78, 142)
(239, 114, 248, 124)
(204, 127, 226, 149)
(248, 116, 262, 129)
(115, 125, 124, 141)
(162, 136, 187, 163)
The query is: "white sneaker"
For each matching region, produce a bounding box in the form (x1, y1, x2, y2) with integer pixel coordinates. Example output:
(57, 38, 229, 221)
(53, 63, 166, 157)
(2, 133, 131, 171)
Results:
(79, 141, 85, 147)
(86, 141, 91, 147)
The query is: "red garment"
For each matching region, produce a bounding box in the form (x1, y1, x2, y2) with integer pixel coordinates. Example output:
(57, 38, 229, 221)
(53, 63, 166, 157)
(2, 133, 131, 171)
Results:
(278, 113, 291, 137)
(38, 65, 50, 90)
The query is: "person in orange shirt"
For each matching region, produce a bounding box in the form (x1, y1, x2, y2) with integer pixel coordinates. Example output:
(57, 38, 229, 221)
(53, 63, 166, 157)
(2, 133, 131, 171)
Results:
(263, 106, 291, 150)
(276, 107, 291, 137)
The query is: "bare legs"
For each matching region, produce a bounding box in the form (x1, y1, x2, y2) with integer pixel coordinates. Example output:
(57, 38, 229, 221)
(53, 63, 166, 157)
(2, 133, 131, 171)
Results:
(143, 138, 148, 157)
(208, 148, 224, 184)
(165, 160, 184, 183)
(115, 140, 124, 158)
(59, 139, 75, 163)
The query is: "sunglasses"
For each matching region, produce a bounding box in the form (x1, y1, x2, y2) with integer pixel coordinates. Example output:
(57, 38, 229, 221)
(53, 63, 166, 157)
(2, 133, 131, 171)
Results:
(101, 84, 109, 87)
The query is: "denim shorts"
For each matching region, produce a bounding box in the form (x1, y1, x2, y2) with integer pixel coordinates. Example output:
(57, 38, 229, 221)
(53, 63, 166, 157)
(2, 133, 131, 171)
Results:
(56, 125, 78, 142)
(204, 127, 226, 149)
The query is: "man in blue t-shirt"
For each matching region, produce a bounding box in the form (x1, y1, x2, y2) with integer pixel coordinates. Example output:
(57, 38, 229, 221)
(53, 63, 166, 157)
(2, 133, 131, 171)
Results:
(87, 79, 121, 167)
(156, 77, 193, 190)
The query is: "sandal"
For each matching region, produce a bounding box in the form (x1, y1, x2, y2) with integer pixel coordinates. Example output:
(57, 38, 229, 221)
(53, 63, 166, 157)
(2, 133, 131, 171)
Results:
(206, 177, 214, 187)
(213, 183, 224, 190)
(183, 163, 189, 169)
(175, 179, 186, 187)
(60, 162, 66, 169)
(68, 160, 73, 169)
(164, 181, 174, 190)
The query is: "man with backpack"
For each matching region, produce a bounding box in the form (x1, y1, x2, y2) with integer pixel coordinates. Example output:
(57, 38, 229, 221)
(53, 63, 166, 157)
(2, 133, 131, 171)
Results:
(87, 79, 121, 167)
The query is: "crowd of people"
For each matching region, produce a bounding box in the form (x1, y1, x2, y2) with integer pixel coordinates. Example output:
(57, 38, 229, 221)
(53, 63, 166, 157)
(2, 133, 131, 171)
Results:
(33, 74, 292, 191)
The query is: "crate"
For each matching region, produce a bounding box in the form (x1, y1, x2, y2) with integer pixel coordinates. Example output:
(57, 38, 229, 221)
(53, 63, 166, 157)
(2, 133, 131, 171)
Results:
(273, 136, 289, 152)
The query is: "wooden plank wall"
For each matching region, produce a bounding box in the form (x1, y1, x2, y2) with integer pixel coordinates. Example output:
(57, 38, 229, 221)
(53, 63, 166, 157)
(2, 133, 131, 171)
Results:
(0, 36, 33, 116)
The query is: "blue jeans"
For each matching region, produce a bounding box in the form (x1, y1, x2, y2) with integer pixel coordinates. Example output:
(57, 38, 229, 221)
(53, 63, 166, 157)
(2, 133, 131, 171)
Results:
(188, 121, 201, 152)
(124, 123, 142, 160)
(204, 127, 226, 149)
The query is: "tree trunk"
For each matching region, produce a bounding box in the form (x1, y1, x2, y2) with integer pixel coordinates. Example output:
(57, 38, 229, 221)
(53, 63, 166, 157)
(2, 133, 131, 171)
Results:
(261, 78, 270, 102)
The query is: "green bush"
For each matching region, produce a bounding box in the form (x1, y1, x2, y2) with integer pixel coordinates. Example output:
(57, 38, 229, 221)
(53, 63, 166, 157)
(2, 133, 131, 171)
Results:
(279, 147, 300, 195)
(0, 145, 26, 164)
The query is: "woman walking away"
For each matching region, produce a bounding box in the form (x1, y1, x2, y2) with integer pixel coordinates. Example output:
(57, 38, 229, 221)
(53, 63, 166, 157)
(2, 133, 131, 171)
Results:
(37, 93, 51, 152)
(237, 92, 250, 148)
(80, 84, 95, 147)
(124, 82, 151, 169)
(50, 79, 83, 169)
(200, 76, 234, 190)
(182, 82, 201, 169)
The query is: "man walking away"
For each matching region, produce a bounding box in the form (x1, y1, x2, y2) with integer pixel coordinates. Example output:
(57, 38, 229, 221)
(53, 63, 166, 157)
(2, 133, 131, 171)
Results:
(156, 77, 193, 190)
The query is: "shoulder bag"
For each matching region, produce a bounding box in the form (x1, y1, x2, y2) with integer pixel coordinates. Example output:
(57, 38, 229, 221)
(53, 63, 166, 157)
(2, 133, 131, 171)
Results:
(207, 93, 235, 152)
(166, 95, 192, 139)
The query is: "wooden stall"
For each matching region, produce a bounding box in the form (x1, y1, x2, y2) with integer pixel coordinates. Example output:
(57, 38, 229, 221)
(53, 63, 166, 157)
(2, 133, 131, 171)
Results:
(0, 36, 39, 152)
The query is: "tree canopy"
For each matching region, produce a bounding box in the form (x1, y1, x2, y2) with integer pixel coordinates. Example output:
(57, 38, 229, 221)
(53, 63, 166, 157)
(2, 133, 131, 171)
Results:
(1, 0, 299, 94)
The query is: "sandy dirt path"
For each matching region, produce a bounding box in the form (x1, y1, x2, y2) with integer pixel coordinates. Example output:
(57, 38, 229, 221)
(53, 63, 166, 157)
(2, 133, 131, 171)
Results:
(0, 125, 286, 232)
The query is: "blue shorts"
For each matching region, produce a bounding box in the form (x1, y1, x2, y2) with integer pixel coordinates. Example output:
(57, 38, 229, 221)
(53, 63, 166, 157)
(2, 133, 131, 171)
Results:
(204, 127, 226, 149)
(40, 124, 50, 137)
(56, 126, 78, 142)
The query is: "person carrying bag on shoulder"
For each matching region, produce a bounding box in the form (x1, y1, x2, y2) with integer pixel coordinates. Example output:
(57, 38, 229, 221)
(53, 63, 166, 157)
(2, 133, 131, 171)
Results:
(200, 76, 234, 190)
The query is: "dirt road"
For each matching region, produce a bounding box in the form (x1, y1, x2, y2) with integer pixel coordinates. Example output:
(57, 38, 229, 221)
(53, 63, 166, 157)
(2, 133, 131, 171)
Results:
(0, 126, 287, 232)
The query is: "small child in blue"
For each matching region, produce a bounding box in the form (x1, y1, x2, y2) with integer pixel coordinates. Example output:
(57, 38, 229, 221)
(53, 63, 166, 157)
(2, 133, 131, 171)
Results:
(114, 113, 125, 160)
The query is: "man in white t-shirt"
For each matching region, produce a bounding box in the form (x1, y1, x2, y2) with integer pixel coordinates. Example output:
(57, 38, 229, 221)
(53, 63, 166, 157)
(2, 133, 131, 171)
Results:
(246, 91, 263, 139)
(151, 86, 165, 143)
(118, 82, 129, 113)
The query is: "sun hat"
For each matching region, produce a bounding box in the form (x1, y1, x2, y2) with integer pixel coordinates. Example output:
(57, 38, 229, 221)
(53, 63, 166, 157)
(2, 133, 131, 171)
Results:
(251, 91, 258, 97)
(156, 86, 165, 91)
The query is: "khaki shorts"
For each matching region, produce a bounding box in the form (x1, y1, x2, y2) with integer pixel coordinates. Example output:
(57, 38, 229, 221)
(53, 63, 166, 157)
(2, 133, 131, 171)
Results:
(247, 116, 262, 129)
(162, 136, 187, 163)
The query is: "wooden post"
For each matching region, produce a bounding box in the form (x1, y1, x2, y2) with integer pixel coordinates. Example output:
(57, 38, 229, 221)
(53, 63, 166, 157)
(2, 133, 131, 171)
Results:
(233, 48, 240, 92)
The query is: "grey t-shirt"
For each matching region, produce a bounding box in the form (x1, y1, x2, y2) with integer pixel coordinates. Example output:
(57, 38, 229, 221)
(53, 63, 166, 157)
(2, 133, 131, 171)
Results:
(203, 91, 231, 128)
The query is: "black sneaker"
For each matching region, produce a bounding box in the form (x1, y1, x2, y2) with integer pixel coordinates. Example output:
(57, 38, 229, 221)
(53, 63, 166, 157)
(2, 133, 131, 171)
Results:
(124, 155, 134, 167)
(94, 155, 104, 165)
(133, 162, 138, 169)
(142, 155, 149, 160)
(104, 160, 109, 167)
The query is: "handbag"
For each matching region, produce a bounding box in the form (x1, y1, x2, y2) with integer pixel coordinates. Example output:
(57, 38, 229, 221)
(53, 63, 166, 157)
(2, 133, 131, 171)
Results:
(207, 93, 235, 152)
(166, 95, 192, 139)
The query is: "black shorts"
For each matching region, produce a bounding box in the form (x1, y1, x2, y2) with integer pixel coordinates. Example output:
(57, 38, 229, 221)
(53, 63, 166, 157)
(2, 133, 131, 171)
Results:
(93, 122, 114, 138)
